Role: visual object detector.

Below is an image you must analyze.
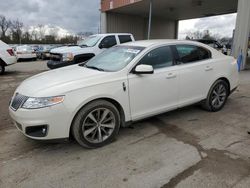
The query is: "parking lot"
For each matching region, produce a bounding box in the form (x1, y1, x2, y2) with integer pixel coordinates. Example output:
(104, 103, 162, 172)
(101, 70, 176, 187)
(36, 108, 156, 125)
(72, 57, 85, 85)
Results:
(1, 61, 250, 188)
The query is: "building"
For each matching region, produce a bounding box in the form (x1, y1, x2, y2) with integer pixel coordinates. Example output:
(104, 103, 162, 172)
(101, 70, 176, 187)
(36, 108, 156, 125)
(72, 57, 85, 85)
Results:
(100, 0, 250, 69)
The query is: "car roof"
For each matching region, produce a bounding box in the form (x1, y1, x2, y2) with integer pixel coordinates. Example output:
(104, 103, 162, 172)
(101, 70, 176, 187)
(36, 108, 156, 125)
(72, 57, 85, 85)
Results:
(91, 33, 132, 37)
(121, 39, 210, 48)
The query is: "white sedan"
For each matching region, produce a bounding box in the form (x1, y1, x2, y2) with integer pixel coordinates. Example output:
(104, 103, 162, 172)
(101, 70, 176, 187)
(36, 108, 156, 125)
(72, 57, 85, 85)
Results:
(9, 40, 239, 148)
(15, 45, 37, 61)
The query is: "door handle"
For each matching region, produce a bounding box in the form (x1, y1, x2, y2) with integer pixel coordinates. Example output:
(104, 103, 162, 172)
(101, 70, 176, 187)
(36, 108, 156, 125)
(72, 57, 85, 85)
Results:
(166, 73, 177, 79)
(205, 66, 213, 71)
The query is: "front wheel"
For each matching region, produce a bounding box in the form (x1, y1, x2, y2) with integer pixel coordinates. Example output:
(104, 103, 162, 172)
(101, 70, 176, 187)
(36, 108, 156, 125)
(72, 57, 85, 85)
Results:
(202, 80, 229, 112)
(72, 100, 121, 148)
(0, 65, 5, 75)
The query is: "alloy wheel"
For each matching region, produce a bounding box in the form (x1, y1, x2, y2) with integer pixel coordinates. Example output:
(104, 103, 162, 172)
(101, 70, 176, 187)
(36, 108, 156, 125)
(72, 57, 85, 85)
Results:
(82, 108, 116, 144)
(211, 83, 227, 109)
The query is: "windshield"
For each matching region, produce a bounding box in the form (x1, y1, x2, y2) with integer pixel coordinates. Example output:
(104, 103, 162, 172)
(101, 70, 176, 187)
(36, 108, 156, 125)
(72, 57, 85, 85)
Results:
(78, 35, 102, 47)
(84, 45, 145, 72)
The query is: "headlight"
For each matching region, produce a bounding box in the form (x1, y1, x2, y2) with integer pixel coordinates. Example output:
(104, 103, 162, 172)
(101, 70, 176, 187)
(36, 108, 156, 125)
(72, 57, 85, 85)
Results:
(22, 96, 64, 109)
(62, 53, 74, 62)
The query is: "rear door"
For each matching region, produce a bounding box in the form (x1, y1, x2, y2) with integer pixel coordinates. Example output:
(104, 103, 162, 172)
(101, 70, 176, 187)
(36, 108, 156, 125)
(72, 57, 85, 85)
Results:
(173, 44, 214, 107)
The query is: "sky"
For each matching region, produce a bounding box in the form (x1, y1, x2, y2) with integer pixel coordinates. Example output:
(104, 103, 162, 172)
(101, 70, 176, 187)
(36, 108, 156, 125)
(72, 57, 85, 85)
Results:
(0, 0, 237, 38)
(0, 0, 100, 35)
(178, 13, 237, 39)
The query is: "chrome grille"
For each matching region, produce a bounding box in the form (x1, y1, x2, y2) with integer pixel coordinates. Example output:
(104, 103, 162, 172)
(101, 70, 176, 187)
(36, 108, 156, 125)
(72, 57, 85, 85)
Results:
(10, 93, 28, 111)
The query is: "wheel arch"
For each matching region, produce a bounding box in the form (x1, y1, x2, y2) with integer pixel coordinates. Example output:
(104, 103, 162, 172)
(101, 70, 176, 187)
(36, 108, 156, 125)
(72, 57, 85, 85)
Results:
(216, 77, 231, 93)
(0, 58, 7, 66)
(69, 97, 126, 139)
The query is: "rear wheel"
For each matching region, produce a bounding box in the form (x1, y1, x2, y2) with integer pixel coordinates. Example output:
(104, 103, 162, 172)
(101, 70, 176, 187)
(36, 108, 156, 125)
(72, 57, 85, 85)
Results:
(202, 80, 229, 112)
(0, 64, 5, 75)
(72, 100, 121, 148)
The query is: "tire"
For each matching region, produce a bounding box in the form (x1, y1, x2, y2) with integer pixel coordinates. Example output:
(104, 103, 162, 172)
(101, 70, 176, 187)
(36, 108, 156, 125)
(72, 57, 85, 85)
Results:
(0, 65, 5, 75)
(72, 100, 121, 148)
(202, 79, 229, 112)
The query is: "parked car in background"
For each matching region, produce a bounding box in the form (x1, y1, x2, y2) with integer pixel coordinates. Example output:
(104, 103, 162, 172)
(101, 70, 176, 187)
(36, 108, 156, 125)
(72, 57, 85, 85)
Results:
(0, 40, 17, 74)
(31, 45, 39, 52)
(194, 39, 228, 55)
(36, 45, 54, 60)
(9, 40, 238, 148)
(15, 45, 37, 61)
(47, 33, 135, 69)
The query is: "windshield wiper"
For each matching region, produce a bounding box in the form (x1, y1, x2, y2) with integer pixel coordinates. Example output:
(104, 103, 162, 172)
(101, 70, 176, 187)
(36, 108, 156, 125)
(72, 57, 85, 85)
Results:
(84, 65, 105, 71)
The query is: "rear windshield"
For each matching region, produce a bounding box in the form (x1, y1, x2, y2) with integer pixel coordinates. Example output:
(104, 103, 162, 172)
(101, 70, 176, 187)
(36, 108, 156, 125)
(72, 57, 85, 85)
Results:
(17, 46, 32, 51)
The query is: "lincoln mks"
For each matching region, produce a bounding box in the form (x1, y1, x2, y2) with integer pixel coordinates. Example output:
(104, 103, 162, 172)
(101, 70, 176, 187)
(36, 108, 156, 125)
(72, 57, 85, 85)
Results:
(9, 40, 239, 148)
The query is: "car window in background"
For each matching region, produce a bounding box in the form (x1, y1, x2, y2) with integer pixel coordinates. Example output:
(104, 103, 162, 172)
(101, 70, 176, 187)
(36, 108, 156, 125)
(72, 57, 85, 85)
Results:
(78, 35, 102, 47)
(138, 46, 173, 69)
(176, 45, 211, 64)
(85, 45, 144, 72)
(99, 36, 117, 48)
(17, 46, 33, 51)
(119, 35, 132, 44)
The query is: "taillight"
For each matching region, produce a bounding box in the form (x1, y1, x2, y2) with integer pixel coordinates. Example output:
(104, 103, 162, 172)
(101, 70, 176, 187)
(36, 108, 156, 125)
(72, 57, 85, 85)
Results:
(7, 49, 15, 56)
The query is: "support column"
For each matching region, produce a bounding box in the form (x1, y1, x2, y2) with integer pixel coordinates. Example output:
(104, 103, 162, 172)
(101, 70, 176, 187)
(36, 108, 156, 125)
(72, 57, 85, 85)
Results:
(100, 12, 107, 34)
(174, 20, 179, 39)
(232, 0, 250, 70)
(147, 0, 152, 39)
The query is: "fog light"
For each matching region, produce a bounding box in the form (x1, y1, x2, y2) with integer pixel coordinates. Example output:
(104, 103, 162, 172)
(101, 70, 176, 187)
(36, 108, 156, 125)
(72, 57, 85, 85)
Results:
(25, 125, 48, 137)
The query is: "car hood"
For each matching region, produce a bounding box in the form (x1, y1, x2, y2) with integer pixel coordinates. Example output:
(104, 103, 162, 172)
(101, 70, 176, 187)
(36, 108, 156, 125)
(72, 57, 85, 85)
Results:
(50, 46, 83, 54)
(16, 65, 111, 97)
(50, 46, 95, 55)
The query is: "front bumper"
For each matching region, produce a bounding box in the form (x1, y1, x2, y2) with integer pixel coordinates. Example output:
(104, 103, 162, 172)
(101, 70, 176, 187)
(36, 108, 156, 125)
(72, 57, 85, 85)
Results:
(47, 60, 75, 69)
(9, 103, 71, 140)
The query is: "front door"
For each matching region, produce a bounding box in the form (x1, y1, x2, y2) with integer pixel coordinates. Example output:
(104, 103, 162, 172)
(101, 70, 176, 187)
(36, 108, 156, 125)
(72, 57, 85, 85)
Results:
(128, 46, 179, 120)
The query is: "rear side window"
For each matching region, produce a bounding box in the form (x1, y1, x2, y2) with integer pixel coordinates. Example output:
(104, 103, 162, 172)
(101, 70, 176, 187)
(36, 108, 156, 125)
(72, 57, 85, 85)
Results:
(175, 45, 211, 64)
(119, 35, 132, 44)
(138, 46, 174, 69)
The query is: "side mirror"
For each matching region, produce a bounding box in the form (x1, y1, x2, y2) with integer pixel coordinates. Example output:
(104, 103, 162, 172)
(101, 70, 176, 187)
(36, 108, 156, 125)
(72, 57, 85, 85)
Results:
(134, 64, 154, 74)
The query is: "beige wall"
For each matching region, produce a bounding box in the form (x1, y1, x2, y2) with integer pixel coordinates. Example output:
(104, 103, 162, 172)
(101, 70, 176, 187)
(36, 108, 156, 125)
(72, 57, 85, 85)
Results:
(103, 12, 178, 40)
(106, 12, 145, 40)
(147, 18, 177, 39)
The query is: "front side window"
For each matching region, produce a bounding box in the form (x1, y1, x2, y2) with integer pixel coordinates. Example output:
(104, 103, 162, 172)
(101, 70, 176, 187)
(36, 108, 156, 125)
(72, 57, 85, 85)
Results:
(84, 45, 144, 72)
(176, 45, 211, 64)
(119, 35, 132, 44)
(138, 46, 173, 69)
(99, 36, 117, 48)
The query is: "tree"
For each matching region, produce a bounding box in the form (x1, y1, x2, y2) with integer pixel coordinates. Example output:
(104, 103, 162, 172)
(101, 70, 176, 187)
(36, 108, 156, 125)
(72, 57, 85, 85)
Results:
(10, 19, 23, 44)
(37, 24, 46, 40)
(0, 15, 12, 39)
(30, 28, 39, 41)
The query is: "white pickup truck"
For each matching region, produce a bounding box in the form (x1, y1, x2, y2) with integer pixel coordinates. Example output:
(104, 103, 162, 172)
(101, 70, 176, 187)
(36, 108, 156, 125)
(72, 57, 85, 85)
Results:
(0, 40, 17, 74)
(47, 33, 135, 69)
